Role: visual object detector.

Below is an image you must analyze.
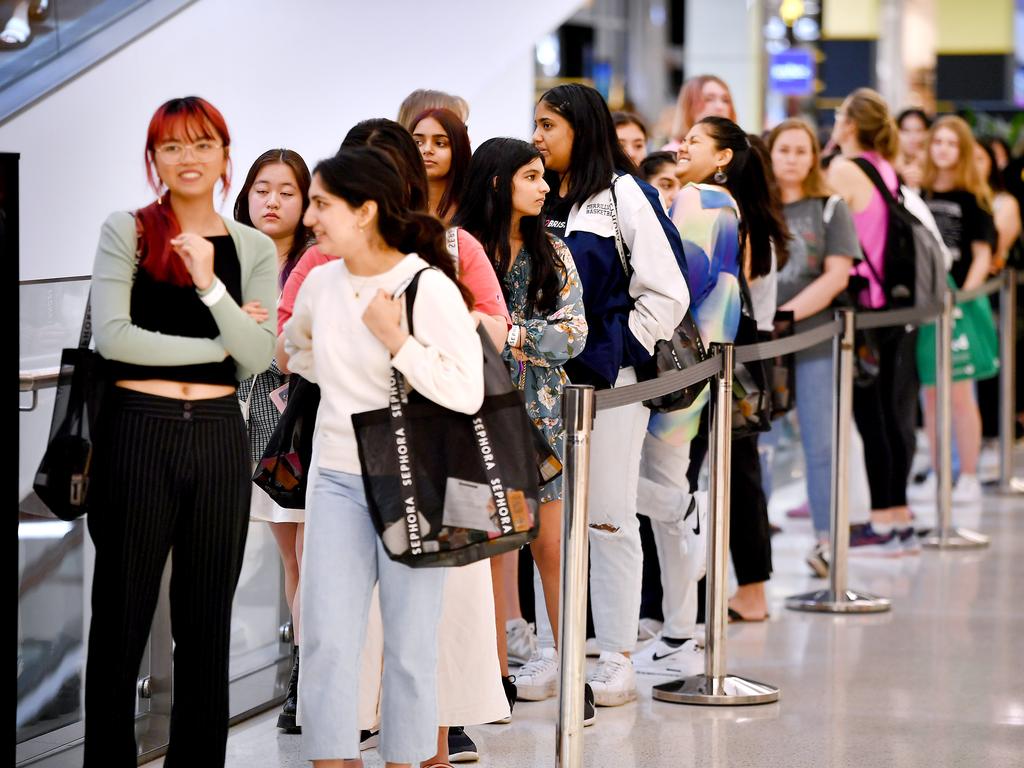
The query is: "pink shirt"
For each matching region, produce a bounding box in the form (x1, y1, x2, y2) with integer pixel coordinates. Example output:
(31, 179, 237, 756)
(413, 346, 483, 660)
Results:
(850, 151, 898, 309)
(278, 228, 511, 335)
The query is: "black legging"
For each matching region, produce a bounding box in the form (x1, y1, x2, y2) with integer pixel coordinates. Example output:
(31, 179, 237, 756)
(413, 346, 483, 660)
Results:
(852, 326, 918, 510)
(687, 426, 773, 587)
(84, 389, 250, 767)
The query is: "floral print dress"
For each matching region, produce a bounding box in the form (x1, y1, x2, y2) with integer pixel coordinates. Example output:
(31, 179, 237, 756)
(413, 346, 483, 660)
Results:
(503, 239, 588, 502)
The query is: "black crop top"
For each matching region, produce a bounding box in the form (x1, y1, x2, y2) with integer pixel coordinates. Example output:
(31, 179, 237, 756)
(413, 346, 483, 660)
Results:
(109, 235, 243, 385)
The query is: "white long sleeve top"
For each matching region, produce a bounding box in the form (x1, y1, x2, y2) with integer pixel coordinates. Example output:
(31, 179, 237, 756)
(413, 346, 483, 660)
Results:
(284, 254, 484, 475)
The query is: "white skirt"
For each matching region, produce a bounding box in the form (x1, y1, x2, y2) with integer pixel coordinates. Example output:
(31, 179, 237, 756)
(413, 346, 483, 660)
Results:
(249, 466, 305, 524)
(356, 560, 510, 729)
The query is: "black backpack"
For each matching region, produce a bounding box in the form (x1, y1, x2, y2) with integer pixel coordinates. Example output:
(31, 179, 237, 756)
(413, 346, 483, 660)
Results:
(852, 157, 945, 310)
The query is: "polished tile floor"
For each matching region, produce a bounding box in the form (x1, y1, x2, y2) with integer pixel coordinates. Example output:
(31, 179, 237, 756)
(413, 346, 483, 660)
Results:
(149, 458, 1024, 767)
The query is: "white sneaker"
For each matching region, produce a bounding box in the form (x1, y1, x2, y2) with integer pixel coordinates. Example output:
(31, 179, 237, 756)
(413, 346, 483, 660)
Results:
(907, 473, 936, 503)
(506, 618, 538, 667)
(637, 617, 663, 643)
(514, 647, 559, 700)
(585, 637, 600, 657)
(952, 474, 982, 506)
(978, 443, 1000, 482)
(587, 651, 637, 707)
(632, 636, 704, 677)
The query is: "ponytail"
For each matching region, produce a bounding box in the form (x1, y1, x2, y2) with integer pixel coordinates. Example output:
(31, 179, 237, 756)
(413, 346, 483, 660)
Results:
(845, 87, 898, 160)
(315, 147, 475, 309)
(696, 116, 790, 278)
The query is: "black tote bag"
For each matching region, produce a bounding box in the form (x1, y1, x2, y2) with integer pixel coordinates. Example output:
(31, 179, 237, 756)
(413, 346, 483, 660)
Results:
(353, 269, 541, 568)
(252, 375, 320, 509)
(33, 293, 109, 521)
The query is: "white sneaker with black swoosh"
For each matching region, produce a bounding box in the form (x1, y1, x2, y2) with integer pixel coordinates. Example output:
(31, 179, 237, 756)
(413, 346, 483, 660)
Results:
(631, 636, 704, 677)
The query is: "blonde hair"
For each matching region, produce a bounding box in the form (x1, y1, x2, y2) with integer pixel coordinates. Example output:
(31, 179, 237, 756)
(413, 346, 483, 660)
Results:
(670, 75, 737, 142)
(766, 118, 831, 198)
(397, 89, 470, 130)
(843, 87, 898, 160)
(922, 115, 993, 210)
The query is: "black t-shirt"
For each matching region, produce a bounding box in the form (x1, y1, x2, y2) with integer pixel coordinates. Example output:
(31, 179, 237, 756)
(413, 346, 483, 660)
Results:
(925, 190, 996, 289)
(543, 194, 573, 241)
(109, 234, 243, 385)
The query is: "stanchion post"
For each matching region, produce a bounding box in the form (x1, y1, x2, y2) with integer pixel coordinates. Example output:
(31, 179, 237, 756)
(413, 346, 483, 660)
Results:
(787, 309, 891, 612)
(652, 344, 779, 705)
(556, 385, 594, 768)
(997, 267, 1022, 494)
(924, 292, 990, 548)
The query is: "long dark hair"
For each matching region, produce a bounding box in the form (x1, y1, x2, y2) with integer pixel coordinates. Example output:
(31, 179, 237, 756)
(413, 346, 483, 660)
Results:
(695, 116, 790, 278)
(455, 138, 565, 314)
(339, 119, 429, 213)
(410, 107, 471, 220)
(313, 147, 473, 308)
(232, 149, 312, 287)
(538, 84, 638, 210)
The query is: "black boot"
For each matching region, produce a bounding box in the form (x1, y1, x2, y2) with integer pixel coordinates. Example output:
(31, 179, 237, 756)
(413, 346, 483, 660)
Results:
(277, 646, 301, 734)
(501, 674, 518, 714)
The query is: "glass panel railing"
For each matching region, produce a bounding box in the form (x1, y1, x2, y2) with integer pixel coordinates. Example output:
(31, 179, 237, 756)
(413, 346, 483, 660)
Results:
(0, 0, 196, 123)
(0, 1, 148, 93)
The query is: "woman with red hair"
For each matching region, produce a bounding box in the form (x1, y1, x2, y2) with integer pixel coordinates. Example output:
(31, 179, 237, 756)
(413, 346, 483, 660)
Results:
(85, 96, 277, 766)
(664, 75, 737, 153)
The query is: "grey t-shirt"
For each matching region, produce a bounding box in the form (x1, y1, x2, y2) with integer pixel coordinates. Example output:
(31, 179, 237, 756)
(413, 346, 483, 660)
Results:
(778, 196, 862, 309)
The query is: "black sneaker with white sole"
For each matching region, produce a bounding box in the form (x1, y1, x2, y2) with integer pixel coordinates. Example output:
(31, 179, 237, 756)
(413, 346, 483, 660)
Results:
(359, 730, 379, 751)
(448, 725, 479, 762)
(584, 683, 596, 727)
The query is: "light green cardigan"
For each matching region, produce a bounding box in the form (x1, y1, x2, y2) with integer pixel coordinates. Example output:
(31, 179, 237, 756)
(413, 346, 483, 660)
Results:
(90, 211, 278, 382)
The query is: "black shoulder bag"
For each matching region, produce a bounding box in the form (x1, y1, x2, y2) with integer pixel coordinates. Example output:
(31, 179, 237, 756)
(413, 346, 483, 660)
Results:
(608, 177, 708, 412)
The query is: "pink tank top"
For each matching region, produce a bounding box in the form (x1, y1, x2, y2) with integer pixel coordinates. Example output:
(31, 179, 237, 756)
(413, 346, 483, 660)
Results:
(850, 151, 899, 309)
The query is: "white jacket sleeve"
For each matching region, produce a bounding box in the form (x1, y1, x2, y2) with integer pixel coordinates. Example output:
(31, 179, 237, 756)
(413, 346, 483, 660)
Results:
(391, 269, 484, 415)
(615, 176, 691, 353)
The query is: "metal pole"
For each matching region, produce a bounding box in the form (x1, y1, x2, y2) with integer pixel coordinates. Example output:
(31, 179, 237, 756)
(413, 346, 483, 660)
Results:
(924, 292, 990, 548)
(653, 344, 779, 705)
(787, 310, 891, 612)
(997, 268, 1023, 494)
(556, 385, 594, 768)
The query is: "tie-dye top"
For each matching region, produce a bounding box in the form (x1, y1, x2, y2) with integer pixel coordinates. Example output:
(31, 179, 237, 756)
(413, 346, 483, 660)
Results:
(648, 183, 742, 444)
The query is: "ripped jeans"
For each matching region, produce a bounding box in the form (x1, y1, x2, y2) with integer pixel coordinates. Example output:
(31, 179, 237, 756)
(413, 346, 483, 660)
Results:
(587, 367, 649, 654)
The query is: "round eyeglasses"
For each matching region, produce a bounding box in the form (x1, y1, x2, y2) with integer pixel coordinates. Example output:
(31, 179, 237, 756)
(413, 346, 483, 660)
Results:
(154, 140, 224, 163)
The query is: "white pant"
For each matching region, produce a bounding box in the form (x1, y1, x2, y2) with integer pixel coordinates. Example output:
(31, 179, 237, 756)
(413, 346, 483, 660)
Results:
(587, 367, 649, 654)
(638, 428, 705, 640)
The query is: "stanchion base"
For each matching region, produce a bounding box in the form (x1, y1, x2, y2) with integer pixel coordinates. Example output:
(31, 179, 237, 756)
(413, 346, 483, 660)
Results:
(785, 588, 891, 613)
(651, 674, 779, 705)
(921, 527, 990, 549)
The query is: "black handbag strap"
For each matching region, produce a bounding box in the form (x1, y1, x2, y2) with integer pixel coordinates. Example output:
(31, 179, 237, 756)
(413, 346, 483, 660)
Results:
(387, 267, 522, 548)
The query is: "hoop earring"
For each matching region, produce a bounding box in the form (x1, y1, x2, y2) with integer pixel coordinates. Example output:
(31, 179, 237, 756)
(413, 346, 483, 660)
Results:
(713, 168, 728, 184)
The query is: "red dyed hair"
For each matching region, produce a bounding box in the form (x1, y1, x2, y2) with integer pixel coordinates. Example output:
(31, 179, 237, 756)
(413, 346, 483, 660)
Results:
(137, 96, 231, 286)
(671, 75, 736, 142)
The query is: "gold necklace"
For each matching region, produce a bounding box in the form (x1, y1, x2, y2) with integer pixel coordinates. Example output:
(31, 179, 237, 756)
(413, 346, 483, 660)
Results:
(348, 273, 374, 299)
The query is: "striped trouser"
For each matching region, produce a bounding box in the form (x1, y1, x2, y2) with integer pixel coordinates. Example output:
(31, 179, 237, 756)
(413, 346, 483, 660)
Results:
(83, 388, 250, 768)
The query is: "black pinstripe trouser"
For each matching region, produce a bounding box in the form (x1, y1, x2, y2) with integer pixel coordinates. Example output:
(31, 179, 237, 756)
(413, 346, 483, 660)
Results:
(83, 388, 250, 767)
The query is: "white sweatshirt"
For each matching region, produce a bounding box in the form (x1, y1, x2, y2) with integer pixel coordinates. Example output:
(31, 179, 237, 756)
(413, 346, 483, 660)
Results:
(284, 254, 484, 475)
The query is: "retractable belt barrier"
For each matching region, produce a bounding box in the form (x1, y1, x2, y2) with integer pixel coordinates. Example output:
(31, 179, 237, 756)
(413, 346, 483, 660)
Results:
(555, 270, 1018, 767)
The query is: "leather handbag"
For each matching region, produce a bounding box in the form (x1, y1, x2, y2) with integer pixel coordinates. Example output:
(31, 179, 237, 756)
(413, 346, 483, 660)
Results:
(33, 293, 108, 521)
(729, 273, 772, 438)
(353, 269, 541, 568)
(608, 177, 708, 412)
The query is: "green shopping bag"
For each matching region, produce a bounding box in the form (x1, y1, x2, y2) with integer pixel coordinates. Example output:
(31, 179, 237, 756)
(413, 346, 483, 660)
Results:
(917, 276, 999, 385)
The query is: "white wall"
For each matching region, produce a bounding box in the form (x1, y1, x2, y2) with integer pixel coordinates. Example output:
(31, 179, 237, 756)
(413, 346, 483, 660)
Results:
(3, 0, 581, 281)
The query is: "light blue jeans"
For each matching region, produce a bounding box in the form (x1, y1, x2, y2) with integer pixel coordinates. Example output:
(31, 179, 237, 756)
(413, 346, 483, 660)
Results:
(762, 345, 835, 537)
(298, 468, 446, 764)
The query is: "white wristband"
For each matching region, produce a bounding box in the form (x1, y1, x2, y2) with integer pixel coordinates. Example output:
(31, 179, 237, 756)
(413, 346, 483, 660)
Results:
(507, 325, 521, 349)
(197, 278, 226, 307)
